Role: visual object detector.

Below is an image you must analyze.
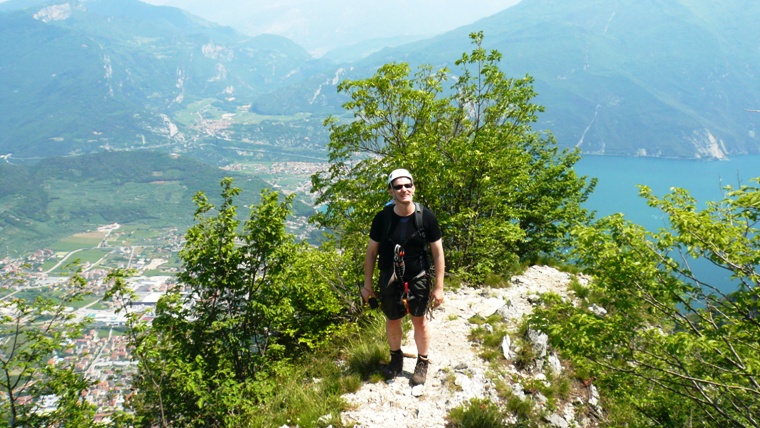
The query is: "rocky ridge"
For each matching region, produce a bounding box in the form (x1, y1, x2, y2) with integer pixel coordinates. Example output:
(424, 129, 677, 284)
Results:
(339, 265, 601, 428)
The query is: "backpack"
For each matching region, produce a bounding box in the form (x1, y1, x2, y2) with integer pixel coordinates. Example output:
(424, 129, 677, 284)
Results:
(381, 202, 431, 273)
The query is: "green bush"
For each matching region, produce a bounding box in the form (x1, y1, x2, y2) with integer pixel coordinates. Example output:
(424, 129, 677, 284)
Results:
(532, 182, 760, 427)
(447, 398, 508, 428)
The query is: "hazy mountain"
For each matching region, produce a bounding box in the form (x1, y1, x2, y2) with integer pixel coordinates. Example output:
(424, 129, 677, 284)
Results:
(137, 0, 522, 56)
(344, 0, 760, 159)
(0, 0, 324, 160)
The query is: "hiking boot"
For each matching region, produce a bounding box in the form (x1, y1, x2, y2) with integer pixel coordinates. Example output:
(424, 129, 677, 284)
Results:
(382, 351, 403, 380)
(412, 357, 429, 385)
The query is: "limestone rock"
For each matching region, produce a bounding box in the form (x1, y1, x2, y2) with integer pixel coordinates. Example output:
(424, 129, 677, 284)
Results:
(548, 353, 563, 375)
(544, 412, 570, 428)
(501, 334, 512, 359)
(477, 297, 507, 318)
(527, 328, 548, 359)
(589, 304, 607, 317)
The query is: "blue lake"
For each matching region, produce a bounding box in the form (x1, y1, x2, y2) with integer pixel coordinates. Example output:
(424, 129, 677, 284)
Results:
(576, 154, 760, 226)
(574, 154, 760, 294)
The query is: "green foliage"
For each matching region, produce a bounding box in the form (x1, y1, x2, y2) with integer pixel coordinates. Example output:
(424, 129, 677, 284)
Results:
(483, 273, 512, 288)
(230, 313, 388, 427)
(446, 398, 511, 428)
(512, 340, 537, 372)
(280, 240, 364, 350)
(0, 266, 101, 427)
(503, 393, 539, 427)
(532, 180, 760, 427)
(344, 336, 388, 380)
(311, 32, 595, 282)
(567, 275, 590, 300)
(23, 366, 104, 428)
(106, 178, 356, 427)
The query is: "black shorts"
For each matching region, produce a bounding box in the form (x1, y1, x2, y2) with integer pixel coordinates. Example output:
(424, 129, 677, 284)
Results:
(378, 270, 431, 320)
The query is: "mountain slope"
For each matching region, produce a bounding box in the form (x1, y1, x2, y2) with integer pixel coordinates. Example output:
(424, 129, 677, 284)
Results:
(0, 150, 314, 254)
(346, 0, 760, 158)
(0, 0, 321, 159)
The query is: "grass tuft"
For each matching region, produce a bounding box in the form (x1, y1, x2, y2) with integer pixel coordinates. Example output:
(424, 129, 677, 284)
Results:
(569, 275, 590, 300)
(484, 273, 511, 288)
(468, 315, 509, 363)
(446, 398, 508, 428)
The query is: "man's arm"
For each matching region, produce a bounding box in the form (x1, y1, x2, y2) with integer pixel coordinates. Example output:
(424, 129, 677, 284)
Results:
(362, 239, 380, 302)
(429, 239, 445, 306)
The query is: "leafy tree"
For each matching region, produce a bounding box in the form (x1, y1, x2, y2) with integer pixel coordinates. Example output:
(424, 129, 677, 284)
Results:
(106, 178, 356, 427)
(532, 181, 760, 427)
(0, 266, 102, 427)
(311, 32, 595, 280)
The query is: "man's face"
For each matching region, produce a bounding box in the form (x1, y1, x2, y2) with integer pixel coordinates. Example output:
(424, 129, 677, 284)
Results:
(389, 178, 414, 202)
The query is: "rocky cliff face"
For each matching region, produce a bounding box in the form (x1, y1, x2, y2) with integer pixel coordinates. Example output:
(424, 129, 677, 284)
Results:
(690, 129, 729, 160)
(337, 266, 601, 428)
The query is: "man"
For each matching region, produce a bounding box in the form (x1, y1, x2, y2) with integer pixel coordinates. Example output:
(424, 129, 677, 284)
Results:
(361, 168, 445, 385)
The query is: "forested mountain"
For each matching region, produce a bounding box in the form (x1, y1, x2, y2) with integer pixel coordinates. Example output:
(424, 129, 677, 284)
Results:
(0, 0, 327, 160)
(0, 150, 314, 254)
(344, 0, 760, 159)
(1, 0, 759, 161)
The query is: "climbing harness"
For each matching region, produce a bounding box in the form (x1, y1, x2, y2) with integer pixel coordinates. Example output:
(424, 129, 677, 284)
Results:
(389, 243, 437, 319)
(389, 244, 405, 286)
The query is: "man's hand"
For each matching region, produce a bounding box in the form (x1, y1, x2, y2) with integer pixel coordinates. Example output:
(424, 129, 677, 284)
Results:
(431, 287, 444, 308)
(361, 285, 377, 305)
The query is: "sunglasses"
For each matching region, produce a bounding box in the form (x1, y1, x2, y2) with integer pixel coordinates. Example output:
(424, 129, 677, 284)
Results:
(392, 183, 413, 190)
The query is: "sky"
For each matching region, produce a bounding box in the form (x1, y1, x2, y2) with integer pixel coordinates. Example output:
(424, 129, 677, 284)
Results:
(138, 0, 522, 55)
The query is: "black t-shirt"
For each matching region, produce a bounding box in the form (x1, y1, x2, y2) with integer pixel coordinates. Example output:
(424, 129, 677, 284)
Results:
(369, 205, 442, 279)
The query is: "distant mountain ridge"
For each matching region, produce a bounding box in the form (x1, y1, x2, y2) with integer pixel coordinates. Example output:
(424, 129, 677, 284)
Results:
(349, 0, 760, 158)
(1, 0, 759, 160)
(0, 0, 323, 160)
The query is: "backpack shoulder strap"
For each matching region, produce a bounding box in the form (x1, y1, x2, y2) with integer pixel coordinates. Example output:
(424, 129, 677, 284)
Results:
(414, 202, 431, 272)
(414, 203, 425, 237)
(383, 202, 426, 242)
(384, 202, 431, 272)
(382, 203, 395, 243)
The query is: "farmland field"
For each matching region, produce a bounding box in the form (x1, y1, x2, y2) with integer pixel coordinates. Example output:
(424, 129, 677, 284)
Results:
(49, 232, 106, 252)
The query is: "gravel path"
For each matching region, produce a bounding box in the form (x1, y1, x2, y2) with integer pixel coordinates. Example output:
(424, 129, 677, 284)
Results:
(340, 266, 577, 428)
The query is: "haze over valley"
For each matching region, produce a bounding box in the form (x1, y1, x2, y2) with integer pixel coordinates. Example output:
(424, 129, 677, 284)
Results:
(139, 0, 524, 56)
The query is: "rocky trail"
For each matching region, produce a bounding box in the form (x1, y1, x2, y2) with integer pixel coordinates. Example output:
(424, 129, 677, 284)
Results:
(338, 266, 600, 428)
